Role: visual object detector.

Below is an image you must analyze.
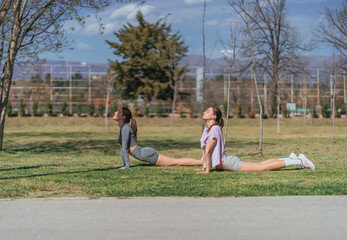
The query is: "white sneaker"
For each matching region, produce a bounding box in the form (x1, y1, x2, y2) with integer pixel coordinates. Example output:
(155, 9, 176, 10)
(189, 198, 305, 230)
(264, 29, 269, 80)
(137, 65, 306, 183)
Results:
(298, 154, 315, 170)
(289, 153, 298, 161)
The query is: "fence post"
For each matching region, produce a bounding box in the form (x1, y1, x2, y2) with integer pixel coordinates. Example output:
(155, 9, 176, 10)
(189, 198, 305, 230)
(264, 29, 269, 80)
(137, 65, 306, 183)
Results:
(291, 73, 294, 102)
(224, 68, 227, 103)
(317, 69, 320, 106)
(88, 65, 92, 104)
(69, 65, 72, 115)
(264, 73, 267, 116)
(344, 71, 346, 103)
(50, 65, 53, 102)
(330, 74, 333, 116)
(250, 70, 254, 110)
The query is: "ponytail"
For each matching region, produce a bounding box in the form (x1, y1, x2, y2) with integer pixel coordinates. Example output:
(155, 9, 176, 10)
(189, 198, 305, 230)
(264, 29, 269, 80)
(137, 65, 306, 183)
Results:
(130, 118, 137, 140)
(121, 107, 138, 139)
(219, 118, 224, 129)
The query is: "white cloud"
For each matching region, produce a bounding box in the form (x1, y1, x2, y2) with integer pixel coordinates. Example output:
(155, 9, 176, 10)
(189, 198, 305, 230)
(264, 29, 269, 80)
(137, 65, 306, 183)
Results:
(287, 0, 329, 3)
(110, 4, 156, 21)
(184, 0, 212, 6)
(66, 4, 157, 37)
(76, 42, 91, 49)
(206, 20, 219, 26)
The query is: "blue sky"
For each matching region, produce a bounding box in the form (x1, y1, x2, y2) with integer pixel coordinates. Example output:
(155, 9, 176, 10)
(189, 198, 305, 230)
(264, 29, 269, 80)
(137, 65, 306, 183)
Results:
(40, 0, 343, 63)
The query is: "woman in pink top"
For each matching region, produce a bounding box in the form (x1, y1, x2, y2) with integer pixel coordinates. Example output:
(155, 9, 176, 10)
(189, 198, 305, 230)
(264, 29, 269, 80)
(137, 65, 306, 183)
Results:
(195, 107, 315, 174)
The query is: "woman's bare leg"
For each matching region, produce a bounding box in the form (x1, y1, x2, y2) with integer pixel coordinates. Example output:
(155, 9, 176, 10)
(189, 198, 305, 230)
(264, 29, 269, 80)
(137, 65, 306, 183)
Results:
(239, 159, 286, 172)
(155, 154, 203, 166)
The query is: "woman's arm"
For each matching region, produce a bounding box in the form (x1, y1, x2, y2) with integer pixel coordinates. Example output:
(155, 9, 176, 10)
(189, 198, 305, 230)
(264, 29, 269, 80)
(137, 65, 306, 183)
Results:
(196, 139, 216, 174)
(120, 127, 131, 169)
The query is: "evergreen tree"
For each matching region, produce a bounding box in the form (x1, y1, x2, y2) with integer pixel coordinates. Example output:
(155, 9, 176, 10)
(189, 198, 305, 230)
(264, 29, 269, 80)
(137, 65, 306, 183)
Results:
(106, 11, 188, 103)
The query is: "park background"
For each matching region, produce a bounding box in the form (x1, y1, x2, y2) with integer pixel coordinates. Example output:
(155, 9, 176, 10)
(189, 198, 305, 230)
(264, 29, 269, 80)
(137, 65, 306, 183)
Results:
(1, 0, 346, 198)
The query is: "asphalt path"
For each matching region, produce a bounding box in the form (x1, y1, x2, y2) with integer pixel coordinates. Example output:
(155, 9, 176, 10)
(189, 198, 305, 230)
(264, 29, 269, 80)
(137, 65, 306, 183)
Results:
(0, 196, 346, 240)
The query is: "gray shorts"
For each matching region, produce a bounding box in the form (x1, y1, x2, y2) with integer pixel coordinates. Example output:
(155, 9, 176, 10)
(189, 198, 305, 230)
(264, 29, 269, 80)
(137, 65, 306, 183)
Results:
(220, 155, 242, 172)
(131, 146, 159, 165)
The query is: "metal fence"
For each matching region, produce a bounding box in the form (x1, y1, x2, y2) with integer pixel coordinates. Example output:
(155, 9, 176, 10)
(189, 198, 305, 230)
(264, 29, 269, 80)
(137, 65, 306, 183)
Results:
(9, 63, 347, 116)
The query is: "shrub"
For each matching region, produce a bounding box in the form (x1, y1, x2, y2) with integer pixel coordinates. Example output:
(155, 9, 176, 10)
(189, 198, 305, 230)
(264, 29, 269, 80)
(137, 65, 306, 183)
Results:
(46, 102, 53, 116)
(261, 104, 268, 119)
(98, 104, 105, 117)
(270, 105, 276, 118)
(77, 104, 83, 117)
(322, 104, 330, 118)
(156, 102, 164, 117)
(6, 102, 12, 117)
(19, 99, 26, 117)
(144, 104, 150, 117)
(88, 102, 95, 117)
(61, 102, 68, 116)
(313, 107, 318, 118)
(248, 106, 255, 118)
(188, 104, 194, 118)
(32, 100, 39, 116)
(176, 103, 183, 117)
(133, 103, 139, 117)
(282, 106, 289, 118)
(236, 104, 242, 118)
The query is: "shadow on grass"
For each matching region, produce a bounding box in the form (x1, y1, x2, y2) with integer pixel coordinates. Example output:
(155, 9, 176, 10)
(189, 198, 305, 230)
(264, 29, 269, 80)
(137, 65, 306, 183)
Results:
(5, 129, 275, 156)
(5, 139, 199, 154)
(0, 164, 60, 172)
(6, 131, 104, 139)
(0, 162, 152, 180)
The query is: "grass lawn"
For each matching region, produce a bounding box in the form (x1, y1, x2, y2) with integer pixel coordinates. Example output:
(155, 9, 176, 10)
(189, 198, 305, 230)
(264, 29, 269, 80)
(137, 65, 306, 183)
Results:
(0, 116, 346, 198)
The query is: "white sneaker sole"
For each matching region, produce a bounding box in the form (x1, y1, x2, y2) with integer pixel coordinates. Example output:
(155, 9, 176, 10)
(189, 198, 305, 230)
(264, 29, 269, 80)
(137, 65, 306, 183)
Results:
(299, 154, 315, 170)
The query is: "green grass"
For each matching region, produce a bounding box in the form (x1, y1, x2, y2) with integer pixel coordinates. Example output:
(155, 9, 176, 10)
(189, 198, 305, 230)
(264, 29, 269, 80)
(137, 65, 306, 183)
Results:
(0, 116, 346, 199)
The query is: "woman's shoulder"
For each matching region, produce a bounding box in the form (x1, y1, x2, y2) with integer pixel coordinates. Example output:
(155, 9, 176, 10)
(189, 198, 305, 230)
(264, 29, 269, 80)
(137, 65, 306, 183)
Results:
(210, 125, 222, 132)
(121, 124, 132, 133)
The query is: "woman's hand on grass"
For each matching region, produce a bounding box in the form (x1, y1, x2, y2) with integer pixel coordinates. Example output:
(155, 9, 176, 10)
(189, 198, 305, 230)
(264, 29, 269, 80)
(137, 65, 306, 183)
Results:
(194, 167, 205, 171)
(196, 170, 210, 174)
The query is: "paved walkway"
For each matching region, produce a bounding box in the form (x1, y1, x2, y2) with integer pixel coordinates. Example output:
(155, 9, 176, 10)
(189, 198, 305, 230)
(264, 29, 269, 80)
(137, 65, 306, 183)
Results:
(0, 196, 346, 240)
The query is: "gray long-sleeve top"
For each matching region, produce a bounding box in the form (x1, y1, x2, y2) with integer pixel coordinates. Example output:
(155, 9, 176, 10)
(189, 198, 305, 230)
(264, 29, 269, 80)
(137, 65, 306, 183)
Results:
(118, 124, 138, 168)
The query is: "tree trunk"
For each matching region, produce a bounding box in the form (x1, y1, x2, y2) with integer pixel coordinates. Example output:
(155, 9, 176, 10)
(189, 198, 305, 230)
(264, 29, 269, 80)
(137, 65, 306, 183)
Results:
(332, 75, 336, 143)
(276, 74, 280, 134)
(344, 70, 346, 117)
(169, 78, 178, 132)
(0, 1, 22, 150)
(0, 66, 15, 150)
(224, 69, 231, 145)
(200, 0, 207, 133)
(304, 73, 307, 129)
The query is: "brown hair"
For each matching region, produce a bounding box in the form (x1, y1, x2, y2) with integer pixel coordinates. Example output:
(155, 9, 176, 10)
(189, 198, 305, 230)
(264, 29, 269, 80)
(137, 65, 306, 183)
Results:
(207, 106, 224, 132)
(121, 107, 137, 139)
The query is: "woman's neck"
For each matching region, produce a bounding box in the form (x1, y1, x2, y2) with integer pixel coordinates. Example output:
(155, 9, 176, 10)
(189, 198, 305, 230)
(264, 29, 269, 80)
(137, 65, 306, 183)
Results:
(118, 120, 126, 128)
(206, 119, 216, 128)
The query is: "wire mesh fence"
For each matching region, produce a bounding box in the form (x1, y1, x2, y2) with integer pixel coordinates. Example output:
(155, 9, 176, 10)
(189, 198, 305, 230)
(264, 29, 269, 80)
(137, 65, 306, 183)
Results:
(8, 63, 347, 117)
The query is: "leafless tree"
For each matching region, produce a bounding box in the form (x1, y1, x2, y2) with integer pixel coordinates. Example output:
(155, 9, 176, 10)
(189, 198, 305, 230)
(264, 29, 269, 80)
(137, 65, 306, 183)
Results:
(228, 0, 308, 134)
(315, 0, 346, 143)
(0, 0, 132, 150)
(168, 38, 188, 131)
(228, 0, 264, 155)
(105, 70, 115, 128)
(218, 20, 246, 145)
(315, 0, 346, 69)
(200, 0, 207, 132)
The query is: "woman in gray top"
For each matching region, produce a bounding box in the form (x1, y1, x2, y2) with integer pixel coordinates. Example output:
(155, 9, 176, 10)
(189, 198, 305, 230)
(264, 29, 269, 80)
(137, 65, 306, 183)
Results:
(114, 107, 202, 169)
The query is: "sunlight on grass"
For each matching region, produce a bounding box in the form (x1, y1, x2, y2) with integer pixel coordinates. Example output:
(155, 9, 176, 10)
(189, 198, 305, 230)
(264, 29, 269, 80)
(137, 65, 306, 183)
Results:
(0, 116, 346, 198)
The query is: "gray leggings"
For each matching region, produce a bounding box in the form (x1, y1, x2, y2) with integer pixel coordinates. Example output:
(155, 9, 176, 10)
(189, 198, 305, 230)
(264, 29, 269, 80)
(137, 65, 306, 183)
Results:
(131, 146, 159, 165)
